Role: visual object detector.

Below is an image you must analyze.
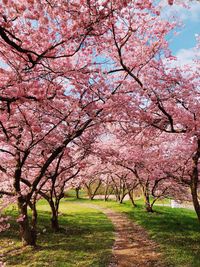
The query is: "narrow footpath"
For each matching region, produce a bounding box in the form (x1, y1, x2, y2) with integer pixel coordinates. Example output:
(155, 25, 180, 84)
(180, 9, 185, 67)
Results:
(86, 204, 165, 267)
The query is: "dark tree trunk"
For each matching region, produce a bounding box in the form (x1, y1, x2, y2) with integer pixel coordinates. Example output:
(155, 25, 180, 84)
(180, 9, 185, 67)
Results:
(191, 174, 200, 222)
(88, 191, 93, 200)
(142, 181, 153, 212)
(51, 214, 59, 231)
(104, 184, 109, 201)
(119, 194, 126, 204)
(116, 194, 120, 202)
(145, 203, 153, 212)
(104, 193, 109, 201)
(91, 180, 102, 200)
(75, 187, 80, 199)
(30, 200, 37, 244)
(49, 200, 59, 231)
(190, 138, 200, 223)
(90, 192, 95, 200)
(85, 185, 93, 200)
(130, 196, 136, 207)
(128, 190, 137, 207)
(144, 194, 153, 212)
(18, 196, 36, 246)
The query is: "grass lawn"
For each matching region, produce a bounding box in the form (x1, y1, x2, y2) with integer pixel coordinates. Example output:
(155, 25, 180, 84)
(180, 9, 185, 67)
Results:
(90, 198, 200, 267)
(1, 197, 200, 267)
(1, 199, 114, 267)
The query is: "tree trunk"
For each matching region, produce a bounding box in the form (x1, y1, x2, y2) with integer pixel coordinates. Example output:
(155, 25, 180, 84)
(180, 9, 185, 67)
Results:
(49, 200, 59, 231)
(119, 193, 126, 204)
(128, 190, 137, 207)
(88, 190, 93, 200)
(104, 192, 109, 201)
(116, 194, 120, 202)
(51, 214, 59, 231)
(190, 139, 200, 223)
(104, 184, 109, 201)
(30, 200, 37, 244)
(86, 185, 93, 200)
(191, 174, 200, 222)
(130, 196, 136, 207)
(144, 194, 153, 212)
(142, 181, 153, 212)
(91, 180, 102, 200)
(75, 187, 80, 199)
(18, 196, 36, 246)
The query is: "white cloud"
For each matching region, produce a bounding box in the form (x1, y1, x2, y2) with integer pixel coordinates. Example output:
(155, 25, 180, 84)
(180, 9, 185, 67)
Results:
(164, 46, 200, 69)
(161, 1, 200, 23)
(183, 1, 200, 22)
(175, 47, 199, 65)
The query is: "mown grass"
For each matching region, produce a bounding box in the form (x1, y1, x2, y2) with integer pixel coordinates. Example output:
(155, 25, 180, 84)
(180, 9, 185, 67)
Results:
(1, 196, 200, 267)
(89, 198, 200, 267)
(1, 199, 114, 267)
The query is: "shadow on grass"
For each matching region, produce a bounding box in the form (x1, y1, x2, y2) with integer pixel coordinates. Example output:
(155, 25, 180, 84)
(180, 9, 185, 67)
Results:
(1, 204, 114, 267)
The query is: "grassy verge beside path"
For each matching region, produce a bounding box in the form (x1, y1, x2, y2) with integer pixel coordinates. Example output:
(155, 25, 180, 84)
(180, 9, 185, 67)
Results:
(1, 197, 200, 267)
(90, 198, 200, 267)
(1, 199, 114, 267)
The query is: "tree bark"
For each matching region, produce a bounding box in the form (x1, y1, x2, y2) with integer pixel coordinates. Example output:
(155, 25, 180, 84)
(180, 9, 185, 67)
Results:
(190, 173, 200, 222)
(51, 214, 59, 231)
(85, 184, 93, 200)
(30, 199, 37, 244)
(104, 184, 109, 201)
(75, 187, 80, 199)
(49, 200, 59, 231)
(119, 193, 127, 204)
(128, 190, 137, 207)
(190, 138, 200, 222)
(18, 196, 36, 246)
(144, 194, 153, 212)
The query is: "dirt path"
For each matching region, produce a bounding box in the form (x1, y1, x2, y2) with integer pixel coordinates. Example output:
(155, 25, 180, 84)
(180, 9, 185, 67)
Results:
(85, 204, 165, 267)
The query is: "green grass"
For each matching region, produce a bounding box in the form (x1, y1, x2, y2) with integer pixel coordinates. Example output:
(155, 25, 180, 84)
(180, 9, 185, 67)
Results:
(2, 197, 200, 267)
(1, 199, 114, 267)
(89, 198, 200, 267)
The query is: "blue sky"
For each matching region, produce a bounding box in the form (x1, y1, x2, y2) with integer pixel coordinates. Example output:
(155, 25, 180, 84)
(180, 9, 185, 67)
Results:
(171, 19, 199, 54)
(161, 1, 200, 65)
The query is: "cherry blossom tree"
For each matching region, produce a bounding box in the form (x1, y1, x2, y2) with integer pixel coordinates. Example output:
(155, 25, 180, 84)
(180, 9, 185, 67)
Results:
(141, 67, 200, 218)
(1, 0, 193, 246)
(37, 146, 85, 231)
(96, 125, 186, 212)
(96, 1, 200, 218)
